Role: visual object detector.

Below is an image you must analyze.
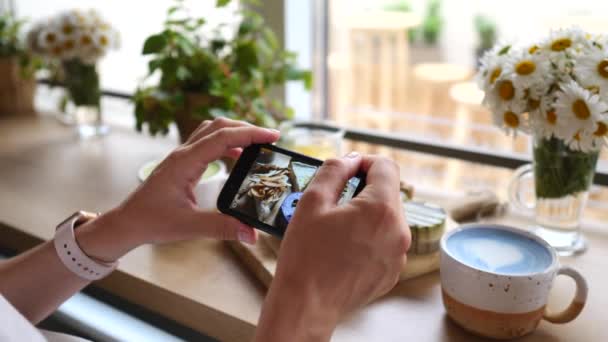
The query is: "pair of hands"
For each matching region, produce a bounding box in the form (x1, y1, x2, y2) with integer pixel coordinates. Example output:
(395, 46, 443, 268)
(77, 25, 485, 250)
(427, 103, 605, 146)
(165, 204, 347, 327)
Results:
(81, 118, 410, 340)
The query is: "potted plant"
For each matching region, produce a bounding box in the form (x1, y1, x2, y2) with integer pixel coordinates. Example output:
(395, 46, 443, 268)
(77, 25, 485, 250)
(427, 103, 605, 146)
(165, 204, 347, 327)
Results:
(133, 0, 311, 143)
(473, 14, 497, 69)
(0, 13, 42, 116)
(27, 9, 120, 137)
(409, 0, 443, 64)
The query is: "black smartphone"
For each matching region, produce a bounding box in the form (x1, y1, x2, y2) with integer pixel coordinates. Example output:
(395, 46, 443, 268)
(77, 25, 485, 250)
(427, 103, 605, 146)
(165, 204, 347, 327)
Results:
(217, 144, 366, 237)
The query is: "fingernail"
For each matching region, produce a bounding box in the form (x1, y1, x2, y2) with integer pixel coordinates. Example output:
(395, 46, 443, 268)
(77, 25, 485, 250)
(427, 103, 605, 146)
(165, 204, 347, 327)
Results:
(267, 128, 280, 134)
(237, 225, 256, 244)
(345, 151, 360, 158)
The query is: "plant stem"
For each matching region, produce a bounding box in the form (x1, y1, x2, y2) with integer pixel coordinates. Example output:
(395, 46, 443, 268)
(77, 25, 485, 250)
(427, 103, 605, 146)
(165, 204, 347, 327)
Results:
(533, 137, 599, 199)
(62, 59, 100, 107)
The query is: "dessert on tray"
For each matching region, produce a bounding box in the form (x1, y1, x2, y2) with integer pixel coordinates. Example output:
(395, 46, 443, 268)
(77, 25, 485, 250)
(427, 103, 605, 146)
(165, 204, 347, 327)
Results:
(404, 201, 447, 255)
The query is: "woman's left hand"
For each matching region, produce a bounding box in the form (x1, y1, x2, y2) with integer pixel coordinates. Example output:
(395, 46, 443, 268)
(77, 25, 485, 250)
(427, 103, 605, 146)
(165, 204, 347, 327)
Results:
(76, 118, 280, 262)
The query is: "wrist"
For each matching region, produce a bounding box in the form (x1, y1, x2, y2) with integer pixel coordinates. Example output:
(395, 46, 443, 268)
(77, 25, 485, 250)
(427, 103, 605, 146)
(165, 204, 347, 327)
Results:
(75, 208, 142, 263)
(256, 272, 339, 342)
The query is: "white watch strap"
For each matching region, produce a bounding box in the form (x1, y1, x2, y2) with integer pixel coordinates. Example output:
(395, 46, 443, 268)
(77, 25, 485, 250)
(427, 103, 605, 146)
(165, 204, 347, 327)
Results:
(54, 212, 118, 281)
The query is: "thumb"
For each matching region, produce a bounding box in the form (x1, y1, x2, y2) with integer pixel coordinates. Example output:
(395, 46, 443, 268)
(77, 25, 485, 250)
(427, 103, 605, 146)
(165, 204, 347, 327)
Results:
(191, 211, 258, 244)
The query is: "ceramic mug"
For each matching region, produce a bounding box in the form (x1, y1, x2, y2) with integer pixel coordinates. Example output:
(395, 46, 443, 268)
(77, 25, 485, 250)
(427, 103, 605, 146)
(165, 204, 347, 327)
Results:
(440, 224, 588, 339)
(192, 160, 228, 210)
(138, 159, 228, 210)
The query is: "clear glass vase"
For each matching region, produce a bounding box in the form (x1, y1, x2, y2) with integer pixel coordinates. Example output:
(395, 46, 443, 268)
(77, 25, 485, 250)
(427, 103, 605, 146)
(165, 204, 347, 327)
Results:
(62, 59, 108, 138)
(509, 136, 599, 255)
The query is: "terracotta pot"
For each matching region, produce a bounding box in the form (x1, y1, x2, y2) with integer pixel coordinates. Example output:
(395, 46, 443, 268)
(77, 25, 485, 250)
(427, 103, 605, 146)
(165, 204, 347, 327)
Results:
(174, 92, 214, 143)
(173, 93, 236, 170)
(0, 57, 36, 116)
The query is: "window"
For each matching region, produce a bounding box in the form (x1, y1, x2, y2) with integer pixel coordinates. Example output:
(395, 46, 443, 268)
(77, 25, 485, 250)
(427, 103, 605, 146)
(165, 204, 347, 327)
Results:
(322, 0, 608, 222)
(12, 0, 608, 223)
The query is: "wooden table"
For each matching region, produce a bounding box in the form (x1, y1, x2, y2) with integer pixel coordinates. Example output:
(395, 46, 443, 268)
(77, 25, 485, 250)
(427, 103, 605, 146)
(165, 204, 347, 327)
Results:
(1, 116, 606, 341)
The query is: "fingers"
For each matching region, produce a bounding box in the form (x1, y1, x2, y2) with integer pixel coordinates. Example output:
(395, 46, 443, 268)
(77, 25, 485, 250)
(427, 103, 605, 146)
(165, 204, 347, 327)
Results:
(357, 155, 401, 202)
(185, 211, 258, 244)
(186, 117, 253, 146)
(300, 152, 362, 210)
(223, 147, 243, 160)
(189, 126, 280, 164)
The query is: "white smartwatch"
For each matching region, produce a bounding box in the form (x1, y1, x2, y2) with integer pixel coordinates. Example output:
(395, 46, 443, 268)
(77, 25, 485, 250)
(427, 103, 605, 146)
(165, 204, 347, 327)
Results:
(54, 211, 118, 281)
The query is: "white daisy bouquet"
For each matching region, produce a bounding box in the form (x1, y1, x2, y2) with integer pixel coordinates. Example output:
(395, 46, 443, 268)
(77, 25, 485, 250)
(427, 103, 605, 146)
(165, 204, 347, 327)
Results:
(477, 27, 605, 198)
(26, 9, 119, 110)
(27, 9, 119, 64)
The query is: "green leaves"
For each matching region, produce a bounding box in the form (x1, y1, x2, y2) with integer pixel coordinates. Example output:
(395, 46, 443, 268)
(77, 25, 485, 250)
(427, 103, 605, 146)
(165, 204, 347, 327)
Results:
(142, 34, 167, 54)
(135, 0, 312, 135)
(498, 45, 511, 55)
(176, 65, 191, 81)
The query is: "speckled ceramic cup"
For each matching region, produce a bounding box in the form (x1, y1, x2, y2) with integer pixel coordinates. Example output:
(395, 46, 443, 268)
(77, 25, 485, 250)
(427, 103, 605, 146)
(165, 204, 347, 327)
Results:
(440, 224, 587, 339)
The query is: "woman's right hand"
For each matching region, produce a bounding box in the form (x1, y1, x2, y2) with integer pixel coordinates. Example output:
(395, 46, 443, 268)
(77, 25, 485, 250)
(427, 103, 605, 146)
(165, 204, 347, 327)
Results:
(255, 153, 411, 341)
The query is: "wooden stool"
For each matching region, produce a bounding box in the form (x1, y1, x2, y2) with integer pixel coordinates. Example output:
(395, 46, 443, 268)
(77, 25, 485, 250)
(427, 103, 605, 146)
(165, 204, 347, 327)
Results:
(392, 64, 471, 182)
(340, 11, 420, 155)
(412, 63, 472, 117)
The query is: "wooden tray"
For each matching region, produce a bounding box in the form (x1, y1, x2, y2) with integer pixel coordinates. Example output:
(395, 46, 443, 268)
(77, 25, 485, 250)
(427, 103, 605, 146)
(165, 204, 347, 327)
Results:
(226, 192, 496, 288)
(227, 217, 457, 288)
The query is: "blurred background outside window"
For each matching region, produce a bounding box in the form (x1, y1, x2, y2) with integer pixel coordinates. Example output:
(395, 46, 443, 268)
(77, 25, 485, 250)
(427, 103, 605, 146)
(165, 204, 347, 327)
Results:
(7, 0, 608, 223)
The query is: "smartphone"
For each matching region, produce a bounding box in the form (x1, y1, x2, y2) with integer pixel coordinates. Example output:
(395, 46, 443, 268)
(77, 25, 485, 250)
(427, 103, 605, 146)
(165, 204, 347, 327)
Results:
(217, 144, 366, 237)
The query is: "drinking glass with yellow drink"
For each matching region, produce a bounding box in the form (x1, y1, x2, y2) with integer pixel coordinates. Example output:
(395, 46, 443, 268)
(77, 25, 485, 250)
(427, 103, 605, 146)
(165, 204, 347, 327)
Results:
(278, 122, 345, 160)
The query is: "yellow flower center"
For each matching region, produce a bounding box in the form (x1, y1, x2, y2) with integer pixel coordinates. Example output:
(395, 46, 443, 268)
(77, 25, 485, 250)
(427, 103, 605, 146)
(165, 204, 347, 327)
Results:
(489, 67, 501, 84)
(51, 46, 62, 55)
(551, 38, 572, 51)
(573, 131, 582, 141)
(498, 80, 515, 100)
(81, 35, 92, 45)
(63, 40, 75, 50)
(45, 32, 57, 43)
(528, 98, 540, 110)
(597, 60, 608, 78)
(529, 45, 539, 54)
(62, 24, 74, 35)
(594, 122, 608, 137)
(572, 99, 591, 120)
(99, 35, 109, 46)
(503, 111, 520, 128)
(586, 85, 600, 94)
(546, 111, 557, 125)
(515, 60, 536, 75)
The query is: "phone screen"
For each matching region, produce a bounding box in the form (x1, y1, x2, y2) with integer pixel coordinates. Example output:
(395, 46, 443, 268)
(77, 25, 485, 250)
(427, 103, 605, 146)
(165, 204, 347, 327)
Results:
(221, 145, 364, 235)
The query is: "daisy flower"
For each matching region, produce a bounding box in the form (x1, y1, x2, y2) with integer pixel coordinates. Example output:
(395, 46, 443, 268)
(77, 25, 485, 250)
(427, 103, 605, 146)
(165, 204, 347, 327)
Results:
(541, 27, 586, 56)
(572, 115, 608, 152)
(530, 95, 560, 139)
(554, 80, 607, 141)
(503, 48, 552, 90)
(493, 108, 529, 136)
(482, 73, 528, 115)
(476, 42, 512, 90)
(574, 48, 608, 97)
(589, 116, 608, 149)
(37, 27, 61, 50)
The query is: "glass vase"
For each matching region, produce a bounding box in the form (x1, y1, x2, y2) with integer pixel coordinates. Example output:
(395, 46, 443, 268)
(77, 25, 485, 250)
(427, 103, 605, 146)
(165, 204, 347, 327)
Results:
(509, 136, 599, 255)
(62, 59, 108, 138)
